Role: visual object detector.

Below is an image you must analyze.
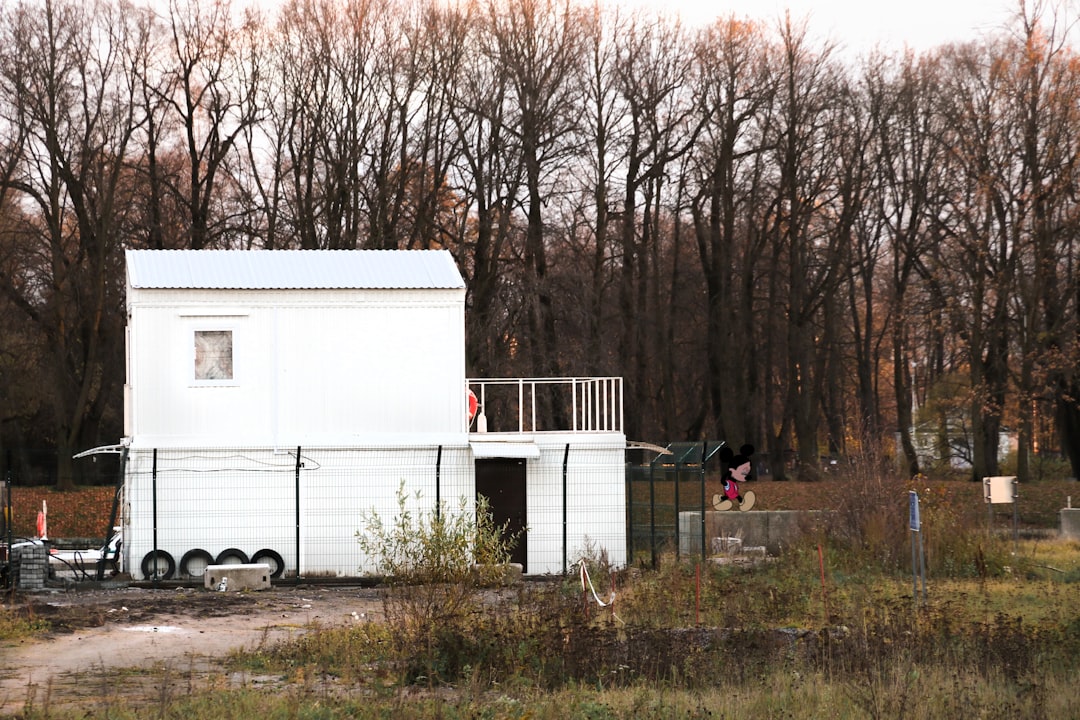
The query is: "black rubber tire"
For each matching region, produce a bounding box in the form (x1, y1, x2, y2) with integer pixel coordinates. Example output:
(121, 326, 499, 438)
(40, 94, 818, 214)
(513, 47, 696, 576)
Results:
(214, 547, 249, 565)
(250, 548, 285, 579)
(140, 550, 176, 580)
(179, 548, 214, 578)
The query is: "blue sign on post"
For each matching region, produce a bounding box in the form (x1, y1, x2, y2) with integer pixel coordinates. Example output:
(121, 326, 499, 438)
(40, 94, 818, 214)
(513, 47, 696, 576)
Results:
(909, 490, 921, 532)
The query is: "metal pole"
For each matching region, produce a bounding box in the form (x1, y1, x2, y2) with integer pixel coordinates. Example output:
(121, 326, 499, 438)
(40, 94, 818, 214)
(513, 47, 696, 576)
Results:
(649, 456, 657, 569)
(562, 443, 570, 574)
(1012, 478, 1019, 549)
(700, 441, 707, 561)
(294, 446, 302, 579)
(435, 445, 443, 520)
(911, 530, 918, 604)
(572, 379, 579, 432)
(97, 448, 128, 581)
(151, 448, 158, 586)
(674, 453, 681, 560)
(918, 528, 927, 603)
(625, 454, 632, 568)
(3, 471, 11, 590)
(909, 490, 919, 606)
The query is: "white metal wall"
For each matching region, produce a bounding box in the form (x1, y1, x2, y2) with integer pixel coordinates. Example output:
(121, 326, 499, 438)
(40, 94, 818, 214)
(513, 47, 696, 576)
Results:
(525, 436, 628, 575)
(126, 287, 466, 446)
(122, 439, 627, 580)
(122, 445, 476, 579)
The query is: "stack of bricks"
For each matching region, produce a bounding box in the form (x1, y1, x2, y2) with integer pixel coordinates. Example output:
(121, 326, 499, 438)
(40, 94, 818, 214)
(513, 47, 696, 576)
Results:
(13, 542, 48, 590)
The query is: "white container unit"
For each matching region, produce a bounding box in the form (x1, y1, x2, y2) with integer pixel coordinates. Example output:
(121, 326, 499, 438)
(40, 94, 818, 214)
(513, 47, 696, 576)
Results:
(114, 250, 626, 580)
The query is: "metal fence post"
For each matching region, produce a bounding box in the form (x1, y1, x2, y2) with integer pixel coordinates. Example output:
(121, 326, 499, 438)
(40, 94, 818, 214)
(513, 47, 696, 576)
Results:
(97, 447, 127, 581)
(435, 445, 443, 520)
(294, 446, 301, 579)
(700, 441, 707, 561)
(151, 448, 158, 586)
(676, 450, 685, 561)
(562, 443, 570, 574)
(649, 455, 657, 569)
(2, 471, 10, 590)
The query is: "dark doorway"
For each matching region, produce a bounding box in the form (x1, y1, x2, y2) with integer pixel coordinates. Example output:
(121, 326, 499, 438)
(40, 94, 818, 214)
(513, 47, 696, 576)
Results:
(475, 458, 527, 570)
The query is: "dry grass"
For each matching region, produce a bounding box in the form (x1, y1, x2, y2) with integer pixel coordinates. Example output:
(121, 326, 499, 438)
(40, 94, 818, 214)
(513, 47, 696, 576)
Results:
(754, 474, 1075, 529)
(5, 475, 1080, 718)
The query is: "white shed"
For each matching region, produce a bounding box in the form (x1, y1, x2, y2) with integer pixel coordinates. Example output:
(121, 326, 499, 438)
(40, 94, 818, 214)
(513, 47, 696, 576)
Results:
(115, 249, 626, 580)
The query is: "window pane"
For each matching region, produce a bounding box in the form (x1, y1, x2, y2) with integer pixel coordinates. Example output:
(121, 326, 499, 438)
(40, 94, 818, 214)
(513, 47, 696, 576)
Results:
(194, 330, 233, 380)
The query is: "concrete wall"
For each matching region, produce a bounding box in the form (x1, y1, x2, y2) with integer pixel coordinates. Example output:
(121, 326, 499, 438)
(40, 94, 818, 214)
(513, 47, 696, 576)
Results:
(679, 510, 830, 556)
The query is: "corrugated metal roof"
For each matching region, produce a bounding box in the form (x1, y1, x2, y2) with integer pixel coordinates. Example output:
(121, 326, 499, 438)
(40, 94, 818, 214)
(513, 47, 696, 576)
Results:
(126, 249, 466, 290)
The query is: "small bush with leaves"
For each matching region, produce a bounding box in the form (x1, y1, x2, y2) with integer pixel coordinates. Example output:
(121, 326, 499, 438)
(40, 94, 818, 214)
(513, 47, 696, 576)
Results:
(356, 481, 521, 684)
(357, 480, 519, 585)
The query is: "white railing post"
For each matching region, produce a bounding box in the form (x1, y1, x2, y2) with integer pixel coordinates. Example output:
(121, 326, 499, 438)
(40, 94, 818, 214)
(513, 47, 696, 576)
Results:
(517, 379, 524, 432)
(530, 379, 537, 431)
(586, 378, 591, 432)
(618, 378, 624, 433)
(570, 379, 578, 431)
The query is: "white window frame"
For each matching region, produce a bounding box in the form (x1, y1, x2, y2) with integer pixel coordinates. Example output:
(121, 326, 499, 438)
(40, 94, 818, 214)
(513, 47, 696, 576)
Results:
(191, 324, 239, 387)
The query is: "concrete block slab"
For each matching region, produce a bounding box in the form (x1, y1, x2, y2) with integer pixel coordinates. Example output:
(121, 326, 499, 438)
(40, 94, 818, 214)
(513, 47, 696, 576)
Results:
(204, 563, 271, 591)
(680, 510, 831, 556)
(711, 536, 743, 555)
(1060, 508, 1080, 541)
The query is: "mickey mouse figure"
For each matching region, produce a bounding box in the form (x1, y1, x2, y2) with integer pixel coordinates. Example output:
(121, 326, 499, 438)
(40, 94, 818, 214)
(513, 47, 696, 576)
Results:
(713, 444, 757, 512)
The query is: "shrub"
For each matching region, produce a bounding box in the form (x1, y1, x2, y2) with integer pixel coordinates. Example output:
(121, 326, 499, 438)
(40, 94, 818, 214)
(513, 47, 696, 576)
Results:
(822, 452, 909, 573)
(355, 482, 521, 684)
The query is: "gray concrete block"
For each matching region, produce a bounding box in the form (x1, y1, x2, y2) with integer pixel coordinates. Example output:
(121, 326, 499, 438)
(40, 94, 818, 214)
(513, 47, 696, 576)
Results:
(12, 542, 48, 589)
(1060, 508, 1080, 540)
(204, 563, 271, 591)
(680, 510, 831, 556)
(711, 536, 743, 555)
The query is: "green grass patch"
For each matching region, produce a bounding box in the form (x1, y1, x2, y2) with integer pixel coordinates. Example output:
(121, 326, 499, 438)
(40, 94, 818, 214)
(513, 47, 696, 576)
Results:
(0, 600, 51, 641)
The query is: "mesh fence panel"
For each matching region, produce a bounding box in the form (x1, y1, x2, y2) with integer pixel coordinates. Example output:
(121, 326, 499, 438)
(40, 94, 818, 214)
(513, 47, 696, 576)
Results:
(123, 442, 627, 580)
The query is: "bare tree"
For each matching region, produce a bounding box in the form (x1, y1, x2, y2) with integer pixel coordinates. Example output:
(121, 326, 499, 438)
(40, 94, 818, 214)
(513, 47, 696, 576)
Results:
(862, 51, 948, 473)
(819, 71, 874, 459)
(687, 14, 775, 446)
(129, 2, 189, 250)
(607, 12, 701, 440)
(934, 39, 1024, 481)
(154, 0, 263, 249)
(763, 15, 847, 479)
(484, 0, 586, 398)
(0, 0, 139, 486)
(391, 1, 471, 252)
(1000, 3, 1080, 480)
(571, 2, 624, 379)
(442, 1, 525, 379)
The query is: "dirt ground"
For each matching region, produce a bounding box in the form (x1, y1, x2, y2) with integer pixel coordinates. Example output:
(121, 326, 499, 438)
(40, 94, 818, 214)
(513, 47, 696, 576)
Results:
(0, 582, 384, 715)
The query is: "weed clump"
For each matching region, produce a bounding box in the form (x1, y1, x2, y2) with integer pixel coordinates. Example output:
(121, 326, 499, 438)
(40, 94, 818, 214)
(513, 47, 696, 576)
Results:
(356, 482, 530, 685)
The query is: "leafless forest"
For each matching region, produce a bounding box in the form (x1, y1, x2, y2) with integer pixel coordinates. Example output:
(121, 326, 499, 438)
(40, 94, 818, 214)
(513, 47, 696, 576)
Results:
(1, 0, 1078, 487)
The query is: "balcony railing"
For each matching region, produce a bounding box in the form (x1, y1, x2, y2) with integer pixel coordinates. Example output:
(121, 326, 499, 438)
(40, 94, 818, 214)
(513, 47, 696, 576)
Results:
(467, 377, 623, 434)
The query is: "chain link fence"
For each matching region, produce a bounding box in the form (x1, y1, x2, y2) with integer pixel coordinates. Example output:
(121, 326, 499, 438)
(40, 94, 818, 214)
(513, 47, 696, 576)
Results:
(3, 440, 754, 586)
(120, 442, 626, 581)
(626, 442, 754, 567)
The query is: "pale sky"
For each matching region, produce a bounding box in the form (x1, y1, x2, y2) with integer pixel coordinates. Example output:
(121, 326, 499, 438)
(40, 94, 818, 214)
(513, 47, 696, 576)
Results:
(231, 0, 1063, 59)
(624, 0, 1030, 57)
